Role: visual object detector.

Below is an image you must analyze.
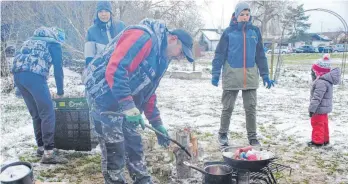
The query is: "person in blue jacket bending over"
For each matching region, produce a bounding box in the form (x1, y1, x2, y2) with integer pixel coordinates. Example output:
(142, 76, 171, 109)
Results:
(84, 18, 194, 184)
(12, 26, 68, 164)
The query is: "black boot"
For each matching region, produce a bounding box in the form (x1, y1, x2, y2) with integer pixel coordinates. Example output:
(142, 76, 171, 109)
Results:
(249, 139, 261, 146)
(218, 133, 229, 146)
(307, 141, 323, 147)
(36, 146, 44, 157)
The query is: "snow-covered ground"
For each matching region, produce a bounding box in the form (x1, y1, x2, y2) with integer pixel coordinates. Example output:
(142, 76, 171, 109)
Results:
(1, 55, 348, 183)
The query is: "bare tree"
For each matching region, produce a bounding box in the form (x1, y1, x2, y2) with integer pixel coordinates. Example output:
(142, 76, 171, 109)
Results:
(113, 1, 203, 34)
(332, 27, 345, 44)
(247, 1, 290, 37)
(1, 0, 203, 63)
(1, 24, 10, 77)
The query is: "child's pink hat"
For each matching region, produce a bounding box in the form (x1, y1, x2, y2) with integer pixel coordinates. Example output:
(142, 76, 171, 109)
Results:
(312, 54, 331, 77)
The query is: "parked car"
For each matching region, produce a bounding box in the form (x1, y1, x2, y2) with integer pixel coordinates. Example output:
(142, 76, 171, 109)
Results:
(295, 45, 316, 53)
(317, 46, 333, 53)
(314, 47, 319, 53)
(333, 44, 348, 52)
(266, 46, 291, 54)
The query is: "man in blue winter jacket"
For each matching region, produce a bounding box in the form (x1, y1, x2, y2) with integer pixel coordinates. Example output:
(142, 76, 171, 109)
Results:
(211, 2, 274, 146)
(84, 1, 125, 66)
(84, 18, 194, 184)
(12, 27, 67, 164)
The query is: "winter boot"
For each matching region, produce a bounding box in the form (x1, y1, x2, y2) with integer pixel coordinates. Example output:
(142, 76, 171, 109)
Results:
(40, 150, 68, 164)
(249, 139, 261, 146)
(37, 147, 58, 157)
(36, 146, 44, 157)
(307, 141, 323, 147)
(218, 133, 229, 146)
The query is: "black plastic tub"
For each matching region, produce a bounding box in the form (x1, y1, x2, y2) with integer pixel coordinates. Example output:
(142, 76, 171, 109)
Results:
(0, 161, 34, 184)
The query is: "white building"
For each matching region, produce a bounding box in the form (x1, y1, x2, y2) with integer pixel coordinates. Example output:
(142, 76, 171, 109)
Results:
(311, 34, 332, 47)
(195, 29, 222, 51)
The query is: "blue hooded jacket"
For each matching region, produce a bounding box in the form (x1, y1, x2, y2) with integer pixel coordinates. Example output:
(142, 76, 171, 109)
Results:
(12, 27, 64, 95)
(84, 2, 125, 65)
(212, 13, 269, 90)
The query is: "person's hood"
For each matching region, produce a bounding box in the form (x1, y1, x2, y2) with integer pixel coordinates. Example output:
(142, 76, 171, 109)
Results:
(138, 18, 168, 58)
(96, 1, 112, 13)
(32, 27, 65, 43)
(94, 1, 112, 25)
(93, 12, 113, 27)
(229, 12, 253, 30)
(93, 11, 116, 39)
(319, 67, 341, 85)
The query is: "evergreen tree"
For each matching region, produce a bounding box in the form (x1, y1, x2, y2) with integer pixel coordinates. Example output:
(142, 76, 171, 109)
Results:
(282, 4, 311, 43)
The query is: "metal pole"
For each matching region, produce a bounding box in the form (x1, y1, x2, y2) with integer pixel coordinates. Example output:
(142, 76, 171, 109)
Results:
(304, 9, 347, 85)
(270, 42, 275, 80)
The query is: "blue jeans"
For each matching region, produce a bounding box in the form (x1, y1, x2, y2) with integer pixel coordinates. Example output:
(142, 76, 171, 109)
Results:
(14, 72, 55, 150)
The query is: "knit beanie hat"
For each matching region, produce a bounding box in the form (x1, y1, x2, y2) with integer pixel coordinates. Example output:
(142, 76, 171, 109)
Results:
(235, 2, 250, 17)
(312, 54, 331, 77)
(96, 1, 112, 13)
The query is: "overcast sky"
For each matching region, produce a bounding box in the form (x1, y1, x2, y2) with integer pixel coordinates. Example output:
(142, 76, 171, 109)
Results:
(199, 0, 348, 33)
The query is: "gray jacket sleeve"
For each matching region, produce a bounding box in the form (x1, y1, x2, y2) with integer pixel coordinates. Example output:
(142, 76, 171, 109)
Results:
(84, 29, 96, 66)
(309, 81, 327, 113)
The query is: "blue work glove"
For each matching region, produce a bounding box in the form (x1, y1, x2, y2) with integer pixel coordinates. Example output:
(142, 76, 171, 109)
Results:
(152, 125, 170, 148)
(262, 75, 275, 89)
(123, 108, 145, 129)
(211, 76, 219, 87)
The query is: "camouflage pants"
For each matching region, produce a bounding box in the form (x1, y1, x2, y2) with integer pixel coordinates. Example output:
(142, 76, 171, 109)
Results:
(90, 109, 153, 184)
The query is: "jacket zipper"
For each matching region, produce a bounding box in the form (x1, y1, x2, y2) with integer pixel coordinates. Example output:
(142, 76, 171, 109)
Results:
(243, 24, 247, 88)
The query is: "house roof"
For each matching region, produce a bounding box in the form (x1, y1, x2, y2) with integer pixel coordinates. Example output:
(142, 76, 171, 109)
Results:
(317, 31, 345, 39)
(311, 34, 331, 41)
(201, 30, 222, 41)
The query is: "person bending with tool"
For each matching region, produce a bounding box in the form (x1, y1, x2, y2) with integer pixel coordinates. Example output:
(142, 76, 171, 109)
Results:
(83, 18, 194, 184)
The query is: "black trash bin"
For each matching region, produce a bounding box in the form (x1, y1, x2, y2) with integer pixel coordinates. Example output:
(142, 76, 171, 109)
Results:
(53, 98, 98, 151)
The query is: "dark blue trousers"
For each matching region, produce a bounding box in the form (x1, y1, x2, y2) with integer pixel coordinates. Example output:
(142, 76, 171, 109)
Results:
(14, 72, 55, 150)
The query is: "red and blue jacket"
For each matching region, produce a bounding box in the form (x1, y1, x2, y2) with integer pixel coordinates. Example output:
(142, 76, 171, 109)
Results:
(85, 19, 168, 126)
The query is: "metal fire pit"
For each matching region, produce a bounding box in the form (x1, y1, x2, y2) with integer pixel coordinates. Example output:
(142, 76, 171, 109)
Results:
(203, 162, 292, 184)
(221, 146, 277, 172)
